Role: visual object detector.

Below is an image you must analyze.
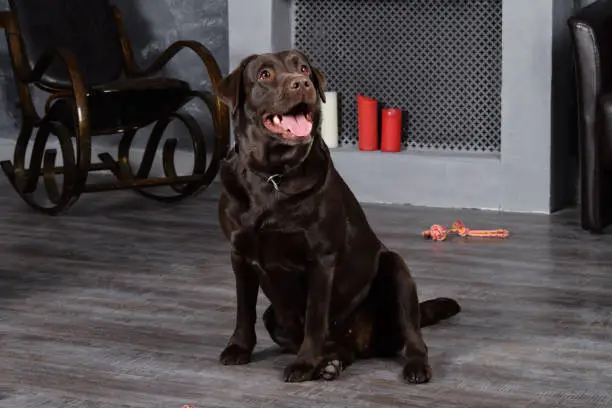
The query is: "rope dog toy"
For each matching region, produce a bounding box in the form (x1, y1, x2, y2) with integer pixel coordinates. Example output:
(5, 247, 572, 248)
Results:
(422, 220, 509, 241)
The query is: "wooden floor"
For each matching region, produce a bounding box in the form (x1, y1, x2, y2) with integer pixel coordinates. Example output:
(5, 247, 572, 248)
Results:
(1, 178, 611, 408)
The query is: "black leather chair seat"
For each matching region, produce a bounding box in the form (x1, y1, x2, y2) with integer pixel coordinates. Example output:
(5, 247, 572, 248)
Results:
(47, 77, 192, 133)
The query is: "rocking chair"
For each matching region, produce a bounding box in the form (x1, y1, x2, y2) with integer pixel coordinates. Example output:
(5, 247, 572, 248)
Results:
(0, 0, 229, 214)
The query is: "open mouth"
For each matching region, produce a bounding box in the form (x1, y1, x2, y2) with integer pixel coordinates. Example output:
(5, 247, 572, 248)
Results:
(263, 103, 314, 139)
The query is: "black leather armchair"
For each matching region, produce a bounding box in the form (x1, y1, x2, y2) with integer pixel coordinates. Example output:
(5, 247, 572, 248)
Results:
(568, 0, 612, 233)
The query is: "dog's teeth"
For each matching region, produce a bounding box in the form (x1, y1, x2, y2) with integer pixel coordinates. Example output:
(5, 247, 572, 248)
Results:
(273, 115, 281, 125)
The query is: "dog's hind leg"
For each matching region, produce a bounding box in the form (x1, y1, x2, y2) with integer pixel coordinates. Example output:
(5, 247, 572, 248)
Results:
(375, 250, 433, 384)
(262, 305, 302, 354)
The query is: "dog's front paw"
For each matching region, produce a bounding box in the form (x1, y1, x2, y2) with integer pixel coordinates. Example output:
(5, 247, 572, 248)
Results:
(283, 360, 318, 383)
(402, 360, 432, 384)
(219, 343, 253, 365)
(319, 359, 343, 381)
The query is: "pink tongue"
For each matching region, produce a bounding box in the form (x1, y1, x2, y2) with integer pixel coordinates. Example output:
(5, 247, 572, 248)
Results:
(281, 114, 312, 137)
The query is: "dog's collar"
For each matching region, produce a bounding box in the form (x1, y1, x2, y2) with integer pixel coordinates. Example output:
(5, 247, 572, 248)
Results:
(251, 163, 301, 193)
(250, 136, 316, 193)
(265, 173, 283, 192)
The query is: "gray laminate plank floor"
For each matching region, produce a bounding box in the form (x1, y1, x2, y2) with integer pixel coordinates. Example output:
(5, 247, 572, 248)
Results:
(0, 178, 611, 408)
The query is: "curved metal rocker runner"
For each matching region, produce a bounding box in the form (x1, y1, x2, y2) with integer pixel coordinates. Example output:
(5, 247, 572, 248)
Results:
(0, 0, 230, 214)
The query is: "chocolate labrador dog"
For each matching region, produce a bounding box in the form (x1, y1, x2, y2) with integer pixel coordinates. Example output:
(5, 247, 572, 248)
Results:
(215, 50, 460, 383)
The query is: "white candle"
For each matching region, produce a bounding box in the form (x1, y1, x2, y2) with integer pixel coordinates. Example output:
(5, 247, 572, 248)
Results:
(320, 91, 339, 148)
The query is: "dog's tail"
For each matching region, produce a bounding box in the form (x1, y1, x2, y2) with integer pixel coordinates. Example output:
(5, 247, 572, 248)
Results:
(419, 297, 461, 328)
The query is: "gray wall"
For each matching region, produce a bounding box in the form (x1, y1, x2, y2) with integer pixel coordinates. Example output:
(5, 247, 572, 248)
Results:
(227, 0, 582, 214)
(0, 0, 229, 150)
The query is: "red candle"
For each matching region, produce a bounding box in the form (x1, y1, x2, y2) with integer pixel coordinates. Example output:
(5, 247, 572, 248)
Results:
(357, 95, 378, 151)
(381, 108, 402, 152)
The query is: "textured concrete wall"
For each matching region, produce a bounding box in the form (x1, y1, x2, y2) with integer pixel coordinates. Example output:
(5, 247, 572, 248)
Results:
(0, 0, 228, 150)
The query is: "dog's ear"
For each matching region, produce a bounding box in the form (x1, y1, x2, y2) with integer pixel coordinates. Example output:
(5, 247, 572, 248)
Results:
(215, 54, 257, 115)
(311, 66, 326, 104)
(296, 50, 326, 103)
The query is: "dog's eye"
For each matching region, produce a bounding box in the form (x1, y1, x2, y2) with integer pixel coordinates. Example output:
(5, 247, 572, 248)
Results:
(258, 69, 273, 80)
(300, 65, 310, 75)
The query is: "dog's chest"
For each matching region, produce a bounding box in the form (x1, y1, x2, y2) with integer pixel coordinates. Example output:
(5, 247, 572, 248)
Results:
(232, 205, 313, 270)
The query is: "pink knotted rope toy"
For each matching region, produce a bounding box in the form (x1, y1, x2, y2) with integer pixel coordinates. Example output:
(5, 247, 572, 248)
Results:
(422, 220, 509, 241)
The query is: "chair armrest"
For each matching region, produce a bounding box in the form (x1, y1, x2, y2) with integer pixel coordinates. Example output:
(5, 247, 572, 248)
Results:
(1, 9, 88, 128)
(569, 1, 612, 115)
(568, 1, 612, 232)
(133, 41, 224, 87)
(21, 48, 83, 86)
(0, 10, 86, 91)
(568, 10, 612, 178)
(111, 6, 229, 161)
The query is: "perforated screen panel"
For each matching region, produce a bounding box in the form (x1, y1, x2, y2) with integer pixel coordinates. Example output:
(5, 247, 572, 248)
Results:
(294, 0, 503, 152)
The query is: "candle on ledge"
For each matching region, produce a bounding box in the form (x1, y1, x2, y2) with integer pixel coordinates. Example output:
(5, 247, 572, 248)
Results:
(321, 91, 339, 148)
(381, 108, 402, 152)
(358, 94, 378, 151)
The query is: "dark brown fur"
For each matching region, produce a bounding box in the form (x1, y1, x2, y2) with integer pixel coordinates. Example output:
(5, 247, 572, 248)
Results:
(215, 50, 461, 383)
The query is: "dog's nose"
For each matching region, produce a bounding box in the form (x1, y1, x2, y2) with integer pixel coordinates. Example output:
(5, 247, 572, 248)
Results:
(289, 77, 312, 91)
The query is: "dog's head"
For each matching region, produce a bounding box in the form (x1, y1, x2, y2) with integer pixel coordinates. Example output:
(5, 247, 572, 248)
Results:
(216, 50, 326, 146)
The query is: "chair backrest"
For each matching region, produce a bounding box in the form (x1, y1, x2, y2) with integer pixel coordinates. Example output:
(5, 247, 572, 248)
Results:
(9, 0, 124, 88)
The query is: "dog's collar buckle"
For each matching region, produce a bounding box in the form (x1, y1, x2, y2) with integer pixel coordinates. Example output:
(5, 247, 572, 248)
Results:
(266, 174, 282, 191)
